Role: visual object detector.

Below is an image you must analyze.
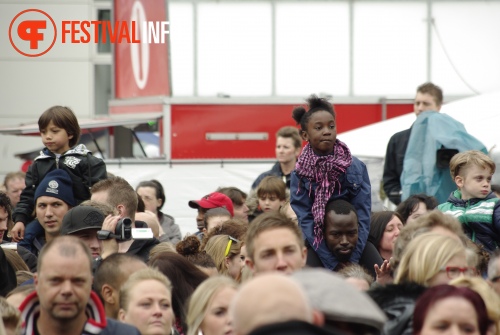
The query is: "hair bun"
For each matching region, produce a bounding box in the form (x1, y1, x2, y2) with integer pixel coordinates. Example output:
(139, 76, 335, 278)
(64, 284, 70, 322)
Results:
(292, 106, 307, 124)
(176, 235, 201, 256)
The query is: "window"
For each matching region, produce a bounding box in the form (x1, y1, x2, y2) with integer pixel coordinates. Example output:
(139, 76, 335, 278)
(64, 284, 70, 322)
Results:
(97, 9, 111, 54)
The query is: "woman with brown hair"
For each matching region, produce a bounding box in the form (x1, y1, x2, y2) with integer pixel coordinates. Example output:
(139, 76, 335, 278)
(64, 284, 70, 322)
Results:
(148, 252, 208, 335)
(368, 211, 404, 261)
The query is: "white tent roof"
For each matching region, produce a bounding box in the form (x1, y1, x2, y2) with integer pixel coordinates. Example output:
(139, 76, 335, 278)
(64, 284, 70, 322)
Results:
(338, 91, 500, 158)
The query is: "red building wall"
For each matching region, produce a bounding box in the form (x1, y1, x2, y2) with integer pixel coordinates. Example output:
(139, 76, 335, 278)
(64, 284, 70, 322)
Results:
(170, 103, 412, 159)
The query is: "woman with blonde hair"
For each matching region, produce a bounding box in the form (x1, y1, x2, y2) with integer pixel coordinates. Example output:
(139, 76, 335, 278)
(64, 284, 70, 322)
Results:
(450, 276, 500, 335)
(394, 233, 472, 286)
(186, 276, 238, 335)
(369, 233, 472, 335)
(391, 210, 467, 273)
(119, 267, 176, 335)
(204, 235, 244, 281)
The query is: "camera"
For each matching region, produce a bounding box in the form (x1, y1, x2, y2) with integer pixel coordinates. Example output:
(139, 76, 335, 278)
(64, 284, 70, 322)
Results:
(97, 217, 133, 241)
(115, 217, 132, 241)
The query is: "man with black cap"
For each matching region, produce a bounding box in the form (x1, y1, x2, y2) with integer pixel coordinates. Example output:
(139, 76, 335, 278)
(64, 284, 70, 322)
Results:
(61, 205, 106, 259)
(188, 192, 234, 239)
(19, 169, 76, 256)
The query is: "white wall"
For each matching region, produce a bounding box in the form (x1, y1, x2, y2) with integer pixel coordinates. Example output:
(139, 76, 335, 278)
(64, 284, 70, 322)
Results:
(0, 1, 95, 173)
(0, 2, 94, 121)
(169, 0, 500, 97)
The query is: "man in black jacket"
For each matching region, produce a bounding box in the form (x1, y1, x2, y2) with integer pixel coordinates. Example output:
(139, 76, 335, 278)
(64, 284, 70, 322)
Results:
(383, 82, 443, 205)
(90, 176, 159, 263)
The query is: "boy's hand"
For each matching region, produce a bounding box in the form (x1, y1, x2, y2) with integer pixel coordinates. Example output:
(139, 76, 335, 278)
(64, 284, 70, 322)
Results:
(11, 222, 25, 242)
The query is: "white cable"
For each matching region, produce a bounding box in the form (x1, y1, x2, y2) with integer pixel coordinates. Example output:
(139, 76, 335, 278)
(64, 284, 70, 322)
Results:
(431, 19, 480, 95)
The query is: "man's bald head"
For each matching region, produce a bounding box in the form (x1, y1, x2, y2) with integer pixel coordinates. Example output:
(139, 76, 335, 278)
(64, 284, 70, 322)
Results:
(230, 273, 313, 335)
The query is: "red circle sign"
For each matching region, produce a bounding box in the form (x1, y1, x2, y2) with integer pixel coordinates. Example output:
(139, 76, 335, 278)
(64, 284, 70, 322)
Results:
(9, 9, 57, 57)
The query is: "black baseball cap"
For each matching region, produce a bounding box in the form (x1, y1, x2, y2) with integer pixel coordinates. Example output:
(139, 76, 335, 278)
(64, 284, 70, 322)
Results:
(61, 206, 105, 235)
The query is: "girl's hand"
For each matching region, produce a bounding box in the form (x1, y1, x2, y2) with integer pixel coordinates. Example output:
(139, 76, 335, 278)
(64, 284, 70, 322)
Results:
(374, 259, 393, 285)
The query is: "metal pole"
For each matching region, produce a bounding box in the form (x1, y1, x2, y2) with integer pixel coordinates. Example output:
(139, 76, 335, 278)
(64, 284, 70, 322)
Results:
(193, 2, 198, 96)
(426, 0, 432, 81)
(271, 0, 276, 96)
(348, 0, 354, 96)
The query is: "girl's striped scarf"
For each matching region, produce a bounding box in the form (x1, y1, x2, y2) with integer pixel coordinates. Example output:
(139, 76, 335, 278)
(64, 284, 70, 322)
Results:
(295, 140, 352, 248)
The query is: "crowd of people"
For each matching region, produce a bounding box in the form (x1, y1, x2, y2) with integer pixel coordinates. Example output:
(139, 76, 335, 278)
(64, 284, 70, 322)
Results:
(1, 83, 500, 335)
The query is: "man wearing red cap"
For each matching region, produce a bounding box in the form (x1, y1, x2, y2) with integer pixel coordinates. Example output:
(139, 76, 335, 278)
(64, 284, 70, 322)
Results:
(188, 192, 234, 239)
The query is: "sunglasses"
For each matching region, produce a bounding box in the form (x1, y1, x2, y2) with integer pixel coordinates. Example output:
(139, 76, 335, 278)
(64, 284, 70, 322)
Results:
(224, 236, 240, 257)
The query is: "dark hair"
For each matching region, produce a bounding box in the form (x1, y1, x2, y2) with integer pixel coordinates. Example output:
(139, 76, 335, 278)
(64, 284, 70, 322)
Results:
(200, 219, 248, 251)
(417, 82, 443, 107)
(203, 207, 231, 229)
(217, 187, 247, 207)
(276, 126, 302, 149)
(325, 199, 356, 216)
(136, 180, 166, 211)
(292, 95, 335, 131)
(368, 211, 403, 248)
(396, 194, 438, 223)
(0, 192, 12, 224)
(413, 285, 491, 335)
(176, 235, 217, 268)
(93, 253, 144, 301)
(136, 194, 145, 212)
(148, 252, 208, 332)
(492, 184, 500, 194)
(38, 106, 81, 147)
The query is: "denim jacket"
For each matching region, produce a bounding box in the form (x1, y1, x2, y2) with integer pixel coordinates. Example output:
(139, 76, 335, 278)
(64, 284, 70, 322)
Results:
(290, 156, 371, 270)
